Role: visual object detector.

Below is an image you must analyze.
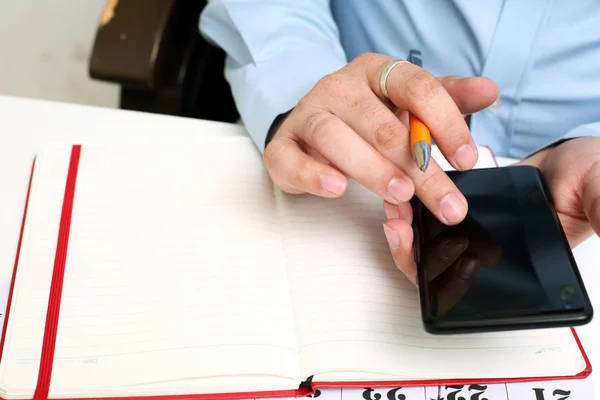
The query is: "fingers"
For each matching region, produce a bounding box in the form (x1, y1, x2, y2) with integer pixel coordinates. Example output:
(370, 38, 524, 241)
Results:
(362, 54, 478, 171)
(383, 199, 498, 287)
(382, 218, 416, 284)
(289, 109, 415, 204)
(265, 51, 497, 230)
(263, 137, 348, 197)
(438, 76, 499, 115)
(384, 200, 413, 223)
(413, 163, 469, 225)
(327, 92, 468, 225)
(419, 197, 458, 240)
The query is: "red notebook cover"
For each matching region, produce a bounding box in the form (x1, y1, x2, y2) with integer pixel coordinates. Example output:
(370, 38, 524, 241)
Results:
(0, 144, 591, 400)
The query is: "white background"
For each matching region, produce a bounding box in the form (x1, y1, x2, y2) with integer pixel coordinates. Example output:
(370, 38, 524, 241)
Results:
(0, 0, 118, 107)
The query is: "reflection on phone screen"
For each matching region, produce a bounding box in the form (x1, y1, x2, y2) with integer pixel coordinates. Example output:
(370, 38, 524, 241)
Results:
(416, 167, 588, 323)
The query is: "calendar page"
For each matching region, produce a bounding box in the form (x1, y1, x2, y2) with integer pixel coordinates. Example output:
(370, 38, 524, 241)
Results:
(255, 381, 595, 400)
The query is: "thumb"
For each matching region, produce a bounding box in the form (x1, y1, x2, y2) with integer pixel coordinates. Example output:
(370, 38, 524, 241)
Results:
(438, 76, 499, 115)
(383, 218, 417, 285)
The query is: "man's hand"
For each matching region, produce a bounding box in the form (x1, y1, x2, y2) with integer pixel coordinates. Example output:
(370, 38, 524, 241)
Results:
(383, 136, 600, 283)
(517, 137, 600, 247)
(264, 53, 498, 226)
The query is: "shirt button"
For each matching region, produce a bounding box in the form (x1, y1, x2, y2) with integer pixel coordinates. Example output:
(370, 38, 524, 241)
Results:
(487, 97, 503, 112)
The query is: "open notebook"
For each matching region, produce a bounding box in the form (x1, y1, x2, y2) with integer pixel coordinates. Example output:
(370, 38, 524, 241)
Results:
(0, 137, 590, 400)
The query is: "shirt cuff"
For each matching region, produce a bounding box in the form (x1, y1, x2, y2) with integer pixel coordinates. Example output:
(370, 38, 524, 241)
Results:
(523, 121, 600, 159)
(224, 48, 347, 153)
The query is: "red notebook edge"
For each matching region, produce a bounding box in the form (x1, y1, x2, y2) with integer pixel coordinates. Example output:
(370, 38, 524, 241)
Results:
(0, 144, 592, 400)
(313, 329, 591, 390)
(312, 328, 593, 388)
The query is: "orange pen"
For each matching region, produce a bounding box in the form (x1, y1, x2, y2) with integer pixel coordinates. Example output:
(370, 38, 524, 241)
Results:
(407, 50, 431, 171)
(409, 113, 431, 171)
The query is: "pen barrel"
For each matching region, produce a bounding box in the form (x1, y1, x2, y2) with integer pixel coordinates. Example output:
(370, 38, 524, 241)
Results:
(409, 114, 431, 147)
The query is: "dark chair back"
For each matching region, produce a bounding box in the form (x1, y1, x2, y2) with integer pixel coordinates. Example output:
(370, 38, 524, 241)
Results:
(89, 0, 239, 123)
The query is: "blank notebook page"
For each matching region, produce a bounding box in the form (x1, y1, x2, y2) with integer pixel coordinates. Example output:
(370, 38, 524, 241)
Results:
(0, 138, 301, 398)
(276, 150, 586, 381)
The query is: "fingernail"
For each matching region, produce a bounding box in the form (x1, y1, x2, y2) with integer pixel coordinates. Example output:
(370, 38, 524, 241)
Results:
(388, 177, 413, 203)
(383, 223, 400, 250)
(320, 174, 347, 196)
(454, 144, 477, 170)
(384, 202, 399, 220)
(442, 238, 469, 260)
(458, 258, 478, 280)
(440, 193, 467, 224)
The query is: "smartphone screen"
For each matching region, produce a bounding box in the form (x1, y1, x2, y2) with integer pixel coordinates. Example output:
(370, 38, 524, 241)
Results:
(413, 165, 593, 333)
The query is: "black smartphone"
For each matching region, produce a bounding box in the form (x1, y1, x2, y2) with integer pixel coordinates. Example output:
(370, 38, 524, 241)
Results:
(412, 165, 593, 334)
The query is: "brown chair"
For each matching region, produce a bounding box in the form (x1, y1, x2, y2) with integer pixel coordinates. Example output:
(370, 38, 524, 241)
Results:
(88, 0, 239, 123)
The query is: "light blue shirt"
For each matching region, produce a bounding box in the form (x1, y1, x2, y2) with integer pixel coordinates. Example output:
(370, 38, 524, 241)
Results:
(199, 0, 600, 159)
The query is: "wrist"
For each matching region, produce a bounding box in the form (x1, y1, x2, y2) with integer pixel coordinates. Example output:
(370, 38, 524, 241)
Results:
(519, 146, 553, 169)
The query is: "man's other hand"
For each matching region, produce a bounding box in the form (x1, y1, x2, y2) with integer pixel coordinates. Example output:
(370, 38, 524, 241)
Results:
(517, 137, 600, 248)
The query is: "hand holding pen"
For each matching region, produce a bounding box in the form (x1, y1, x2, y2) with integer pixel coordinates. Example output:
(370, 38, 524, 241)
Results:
(264, 51, 498, 232)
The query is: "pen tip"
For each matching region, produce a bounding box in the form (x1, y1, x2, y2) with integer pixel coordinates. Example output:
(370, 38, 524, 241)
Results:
(412, 141, 431, 172)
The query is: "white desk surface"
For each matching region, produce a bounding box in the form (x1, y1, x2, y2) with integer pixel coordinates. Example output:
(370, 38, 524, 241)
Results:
(0, 94, 598, 394)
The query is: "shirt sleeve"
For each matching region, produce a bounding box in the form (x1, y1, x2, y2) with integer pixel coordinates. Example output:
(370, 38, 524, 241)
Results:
(199, 0, 348, 151)
(561, 121, 600, 141)
(525, 121, 600, 159)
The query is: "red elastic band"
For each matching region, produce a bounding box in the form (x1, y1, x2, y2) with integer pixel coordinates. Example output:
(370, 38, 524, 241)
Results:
(33, 145, 81, 400)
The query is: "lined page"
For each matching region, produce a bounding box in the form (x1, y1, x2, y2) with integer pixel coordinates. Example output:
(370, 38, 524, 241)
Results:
(0, 138, 300, 398)
(277, 148, 585, 381)
(0, 145, 73, 396)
